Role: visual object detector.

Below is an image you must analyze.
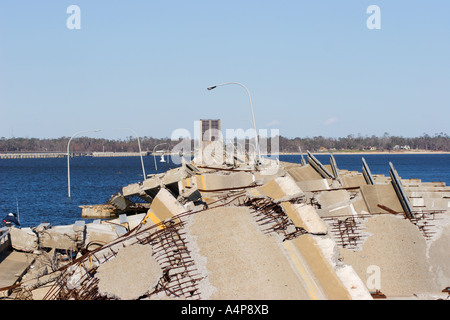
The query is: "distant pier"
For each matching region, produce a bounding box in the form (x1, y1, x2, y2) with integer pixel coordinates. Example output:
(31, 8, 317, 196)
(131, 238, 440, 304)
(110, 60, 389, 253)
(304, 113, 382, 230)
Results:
(91, 152, 150, 157)
(0, 152, 67, 159)
(0, 151, 168, 159)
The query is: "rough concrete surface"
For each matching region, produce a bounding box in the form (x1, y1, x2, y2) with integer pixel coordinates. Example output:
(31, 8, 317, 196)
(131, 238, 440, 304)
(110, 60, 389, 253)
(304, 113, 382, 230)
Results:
(9, 227, 38, 252)
(426, 212, 450, 289)
(186, 207, 312, 300)
(96, 244, 162, 300)
(339, 215, 444, 297)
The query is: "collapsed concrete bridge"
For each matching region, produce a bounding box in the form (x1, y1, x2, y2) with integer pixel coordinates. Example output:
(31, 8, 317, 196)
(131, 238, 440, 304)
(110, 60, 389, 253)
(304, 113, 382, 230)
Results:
(1, 152, 449, 300)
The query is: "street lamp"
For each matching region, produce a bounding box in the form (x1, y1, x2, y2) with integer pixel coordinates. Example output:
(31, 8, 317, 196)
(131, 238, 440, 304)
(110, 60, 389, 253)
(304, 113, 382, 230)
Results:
(153, 143, 168, 171)
(207, 82, 261, 165)
(67, 129, 101, 198)
(120, 128, 146, 179)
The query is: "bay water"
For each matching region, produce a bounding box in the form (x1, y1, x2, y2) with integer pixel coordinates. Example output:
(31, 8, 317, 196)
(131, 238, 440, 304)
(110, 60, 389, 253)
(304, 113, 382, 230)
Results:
(0, 153, 448, 228)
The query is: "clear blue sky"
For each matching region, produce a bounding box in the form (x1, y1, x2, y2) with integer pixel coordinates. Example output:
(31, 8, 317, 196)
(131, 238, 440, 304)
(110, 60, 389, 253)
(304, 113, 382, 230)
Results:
(0, 1, 449, 140)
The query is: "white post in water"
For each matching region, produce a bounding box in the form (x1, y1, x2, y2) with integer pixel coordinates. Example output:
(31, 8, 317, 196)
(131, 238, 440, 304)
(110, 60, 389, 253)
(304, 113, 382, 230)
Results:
(153, 143, 168, 171)
(121, 128, 146, 179)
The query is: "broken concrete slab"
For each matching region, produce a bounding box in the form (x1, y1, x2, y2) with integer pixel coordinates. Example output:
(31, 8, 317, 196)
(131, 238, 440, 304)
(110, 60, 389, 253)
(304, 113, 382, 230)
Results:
(106, 167, 191, 215)
(373, 174, 391, 184)
(426, 213, 450, 289)
(314, 189, 362, 218)
(84, 223, 118, 250)
(287, 164, 323, 182)
(122, 182, 142, 197)
(37, 225, 84, 251)
(162, 166, 189, 186)
(351, 198, 370, 215)
(195, 171, 255, 191)
(185, 207, 313, 299)
(312, 235, 372, 300)
(280, 202, 328, 235)
(80, 204, 117, 219)
(360, 184, 404, 214)
(341, 174, 367, 189)
(142, 175, 162, 190)
(22, 271, 61, 297)
(146, 188, 186, 227)
(122, 213, 146, 230)
(122, 178, 159, 199)
(178, 174, 203, 206)
(9, 227, 38, 253)
(324, 204, 358, 218)
(124, 167, 191, 197)
(316, 189, 351, 210)
(253, 171, 285, 185)
(284, 234, 358, 300)
(335, 264, 373, 300)
(20, 249, 61, 296)
(73, 221, 85, 243)
(0, 250, 36, 294)
(151, 188, 186, 217)
(95, 244, 162, 300)
(180, 187, 202, 204)
(178, 174, 198, 192)
(108, 194, 133, 211)
(104, 213, 146, 232)
(339, 214, 443, 298)
(406, 190, 450, 199)
(296, 178, 330, 192)
(246, 176, 326, 234)
(257, 176, 305, 203)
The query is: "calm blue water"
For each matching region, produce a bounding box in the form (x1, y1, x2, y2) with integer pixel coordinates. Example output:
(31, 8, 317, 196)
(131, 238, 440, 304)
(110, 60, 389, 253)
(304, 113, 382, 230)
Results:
(0, 154, 449, 228)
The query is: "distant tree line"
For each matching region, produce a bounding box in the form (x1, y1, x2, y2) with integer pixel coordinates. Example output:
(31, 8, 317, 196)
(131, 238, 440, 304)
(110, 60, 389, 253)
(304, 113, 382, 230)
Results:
(0, 133, 449, 153)
(272, 132, 450, 153)
(0, 136, 176, 153)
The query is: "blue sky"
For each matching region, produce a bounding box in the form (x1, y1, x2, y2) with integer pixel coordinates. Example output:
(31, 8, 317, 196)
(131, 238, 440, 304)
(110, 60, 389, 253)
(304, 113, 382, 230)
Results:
(0, 1, 449, 139)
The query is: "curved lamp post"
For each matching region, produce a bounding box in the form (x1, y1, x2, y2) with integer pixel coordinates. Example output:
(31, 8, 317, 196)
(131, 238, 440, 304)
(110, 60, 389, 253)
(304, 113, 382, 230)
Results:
(120, 128, 146, 179)
(67, 129, 101, 198)
(207, 82, 261, 165)
(153, 143, 168, 171)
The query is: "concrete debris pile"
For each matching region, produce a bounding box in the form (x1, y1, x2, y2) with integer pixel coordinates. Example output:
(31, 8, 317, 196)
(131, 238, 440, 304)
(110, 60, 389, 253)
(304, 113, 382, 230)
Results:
(1, 153, 449, 300)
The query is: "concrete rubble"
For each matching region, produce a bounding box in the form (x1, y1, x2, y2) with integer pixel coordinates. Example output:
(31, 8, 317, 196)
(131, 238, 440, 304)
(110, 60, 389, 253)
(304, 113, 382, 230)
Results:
(0, 151, 449, 300)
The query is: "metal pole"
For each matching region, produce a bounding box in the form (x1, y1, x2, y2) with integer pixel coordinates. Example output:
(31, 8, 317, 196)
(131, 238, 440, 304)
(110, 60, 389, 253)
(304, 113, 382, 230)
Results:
(121, 128, 146, 179)
(207, 82, 261, 164)
(16, 198, 20, 225)
(67, 129, 101, 198)
(389, 162, 414, 219)
(153, 143, 168, 171)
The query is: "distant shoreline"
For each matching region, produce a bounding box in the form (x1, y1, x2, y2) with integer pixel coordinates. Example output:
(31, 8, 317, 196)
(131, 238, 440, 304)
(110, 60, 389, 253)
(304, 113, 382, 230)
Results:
(277, 150, 450, 155)
(1, 150, 449, 159)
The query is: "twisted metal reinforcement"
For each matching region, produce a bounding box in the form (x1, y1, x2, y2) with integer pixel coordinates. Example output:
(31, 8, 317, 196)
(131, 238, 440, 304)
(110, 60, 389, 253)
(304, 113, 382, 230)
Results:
(409, 209, 444, 240)
(244, 196, 309, 241)
(42, 216, 204, 300)
(16, 181, 445, 300)
(322, 215, 367, 250)
(41, 189, 250, 300)
(322, 209, 445, 250)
